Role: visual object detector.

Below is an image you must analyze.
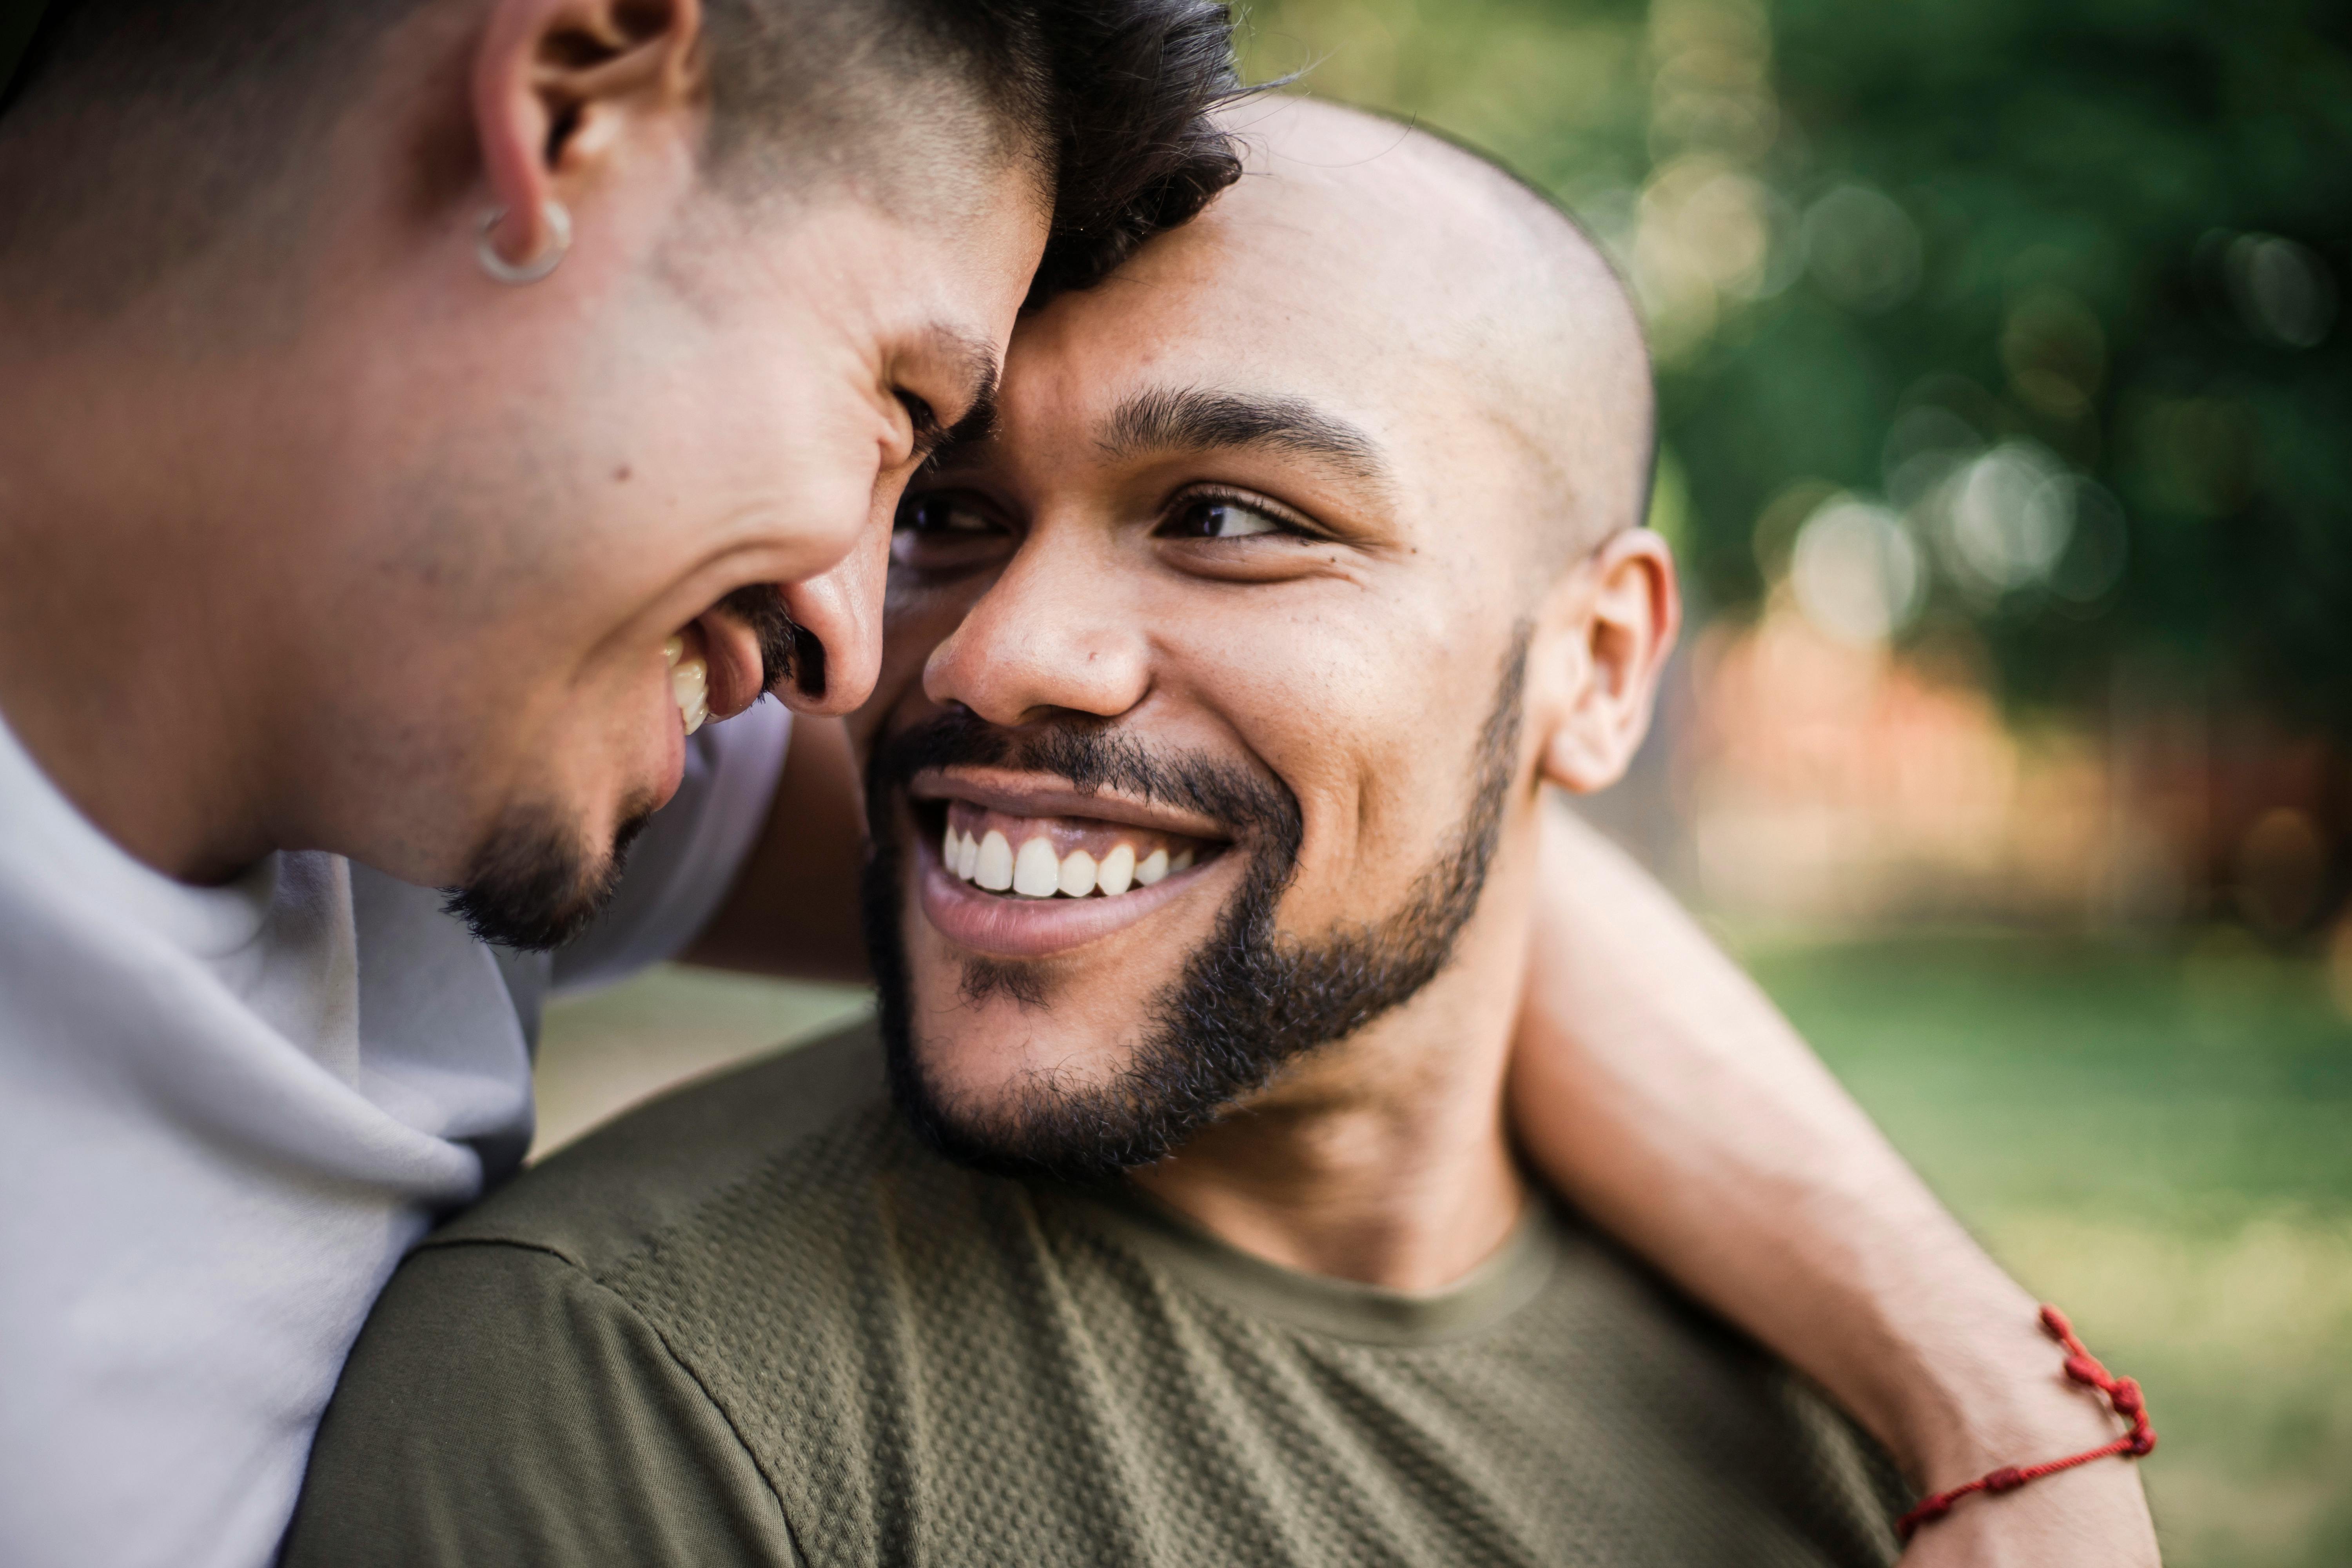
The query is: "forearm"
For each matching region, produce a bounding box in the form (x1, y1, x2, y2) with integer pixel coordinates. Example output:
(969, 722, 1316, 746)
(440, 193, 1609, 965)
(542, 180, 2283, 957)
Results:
(1512, 802, 2154, 1553)
(683, 715, 872, 983)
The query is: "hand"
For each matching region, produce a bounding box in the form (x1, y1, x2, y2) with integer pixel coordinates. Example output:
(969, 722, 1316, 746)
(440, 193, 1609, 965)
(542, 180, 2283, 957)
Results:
(1898, 1460, 2159, 1566)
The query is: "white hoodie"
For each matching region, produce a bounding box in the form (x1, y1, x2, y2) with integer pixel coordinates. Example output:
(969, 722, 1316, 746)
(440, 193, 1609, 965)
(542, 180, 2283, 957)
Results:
(0, 699, 791, 1568)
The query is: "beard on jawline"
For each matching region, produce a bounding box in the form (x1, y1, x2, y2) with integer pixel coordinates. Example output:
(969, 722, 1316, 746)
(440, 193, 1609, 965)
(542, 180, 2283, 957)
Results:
(861, 626, 1532, 1184)
(440, 798, 654, 952)
(441, 581, 808, 954)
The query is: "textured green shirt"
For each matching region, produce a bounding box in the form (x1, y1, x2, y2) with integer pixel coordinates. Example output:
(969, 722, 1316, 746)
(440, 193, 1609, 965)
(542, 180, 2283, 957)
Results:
(285, 1019, 1909, 1567)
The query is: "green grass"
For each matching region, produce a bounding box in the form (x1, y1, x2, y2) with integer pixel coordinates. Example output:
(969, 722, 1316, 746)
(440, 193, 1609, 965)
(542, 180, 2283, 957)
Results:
(539, 932, 2352, 1564)
(1740, 930, 2352, 1568)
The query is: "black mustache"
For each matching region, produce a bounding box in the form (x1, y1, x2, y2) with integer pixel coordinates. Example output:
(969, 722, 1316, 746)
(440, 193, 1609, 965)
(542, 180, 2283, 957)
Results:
(719, 583, 825, 701)
(867, 707, 1299, 848)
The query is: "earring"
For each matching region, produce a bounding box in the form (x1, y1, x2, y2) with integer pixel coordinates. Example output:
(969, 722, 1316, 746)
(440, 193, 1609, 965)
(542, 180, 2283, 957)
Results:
(475, 200, 572, 285)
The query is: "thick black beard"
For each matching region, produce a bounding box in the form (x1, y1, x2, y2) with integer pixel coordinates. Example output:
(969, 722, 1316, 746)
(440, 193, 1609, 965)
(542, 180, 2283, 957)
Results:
(861, 630, 1530, 1183)
(439, 800, 652, 953)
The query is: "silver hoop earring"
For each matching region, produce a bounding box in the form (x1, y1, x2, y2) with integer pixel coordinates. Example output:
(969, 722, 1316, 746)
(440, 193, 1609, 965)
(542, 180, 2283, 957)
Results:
(475, 200, 572, 285)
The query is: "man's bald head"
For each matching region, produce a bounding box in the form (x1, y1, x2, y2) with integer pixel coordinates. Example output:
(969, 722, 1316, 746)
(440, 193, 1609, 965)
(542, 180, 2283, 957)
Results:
(1210, 99, 1656, 568)
(863, 100, 1679, 1192)
(910, 93, 1661, 611)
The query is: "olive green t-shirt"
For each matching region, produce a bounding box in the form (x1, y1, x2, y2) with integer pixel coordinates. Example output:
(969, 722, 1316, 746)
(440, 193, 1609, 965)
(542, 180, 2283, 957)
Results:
(284, 1020, 1909, 1568)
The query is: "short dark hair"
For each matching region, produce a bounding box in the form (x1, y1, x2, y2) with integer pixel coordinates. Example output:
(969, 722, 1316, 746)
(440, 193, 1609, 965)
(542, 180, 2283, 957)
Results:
(0, 0, 1243, 307)
(1025, 0, 1245, 301)
(695, 0, 1246, 303)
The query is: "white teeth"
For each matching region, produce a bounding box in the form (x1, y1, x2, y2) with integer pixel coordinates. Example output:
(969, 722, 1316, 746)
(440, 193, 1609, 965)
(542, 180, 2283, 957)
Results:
(942, 822, 1197, 900)
(670, 654, 709, 737)
(663, 635, 685, 670)
(1012, 836, 1061, 897)
(975, 830, 1014, 891)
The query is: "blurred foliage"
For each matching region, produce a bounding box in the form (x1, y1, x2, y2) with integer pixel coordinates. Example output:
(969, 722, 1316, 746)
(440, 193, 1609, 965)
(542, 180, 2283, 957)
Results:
(1746, 931, 2352, 1568)
(1236, 0, 2352, 733)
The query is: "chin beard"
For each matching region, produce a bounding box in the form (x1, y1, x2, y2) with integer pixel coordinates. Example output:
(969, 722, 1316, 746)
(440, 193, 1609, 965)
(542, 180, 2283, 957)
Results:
(861, 628, 1529, 1185)
(439, 799, 653, 952)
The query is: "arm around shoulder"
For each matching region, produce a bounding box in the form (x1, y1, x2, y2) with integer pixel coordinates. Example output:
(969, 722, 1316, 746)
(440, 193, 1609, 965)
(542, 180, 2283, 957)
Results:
(1509, 802, 2158, 1565)
(283, 1240, 804, 1568)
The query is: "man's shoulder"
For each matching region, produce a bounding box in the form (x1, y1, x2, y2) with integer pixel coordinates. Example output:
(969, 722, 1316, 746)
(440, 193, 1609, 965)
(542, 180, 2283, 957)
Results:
(432, 1014, 891, 1276)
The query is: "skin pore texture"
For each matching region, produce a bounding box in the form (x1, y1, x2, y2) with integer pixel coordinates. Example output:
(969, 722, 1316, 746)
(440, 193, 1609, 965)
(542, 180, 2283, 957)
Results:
(858, 98, 1670, 1293)
(0, 0, 1046, 944)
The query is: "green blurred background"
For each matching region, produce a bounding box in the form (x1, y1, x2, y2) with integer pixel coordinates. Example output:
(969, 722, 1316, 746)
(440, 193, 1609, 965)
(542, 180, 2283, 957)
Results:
(539, 3, 2351, 1563)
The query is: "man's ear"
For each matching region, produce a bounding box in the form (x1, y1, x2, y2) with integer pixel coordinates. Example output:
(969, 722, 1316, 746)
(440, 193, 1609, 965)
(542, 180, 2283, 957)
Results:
(474, 0, 705, 267)
(1530, 528, 1681, 795)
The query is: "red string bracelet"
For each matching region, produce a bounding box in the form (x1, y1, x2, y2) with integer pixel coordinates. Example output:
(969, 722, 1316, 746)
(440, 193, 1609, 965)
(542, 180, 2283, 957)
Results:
(1895, 1305, 2157, 1542)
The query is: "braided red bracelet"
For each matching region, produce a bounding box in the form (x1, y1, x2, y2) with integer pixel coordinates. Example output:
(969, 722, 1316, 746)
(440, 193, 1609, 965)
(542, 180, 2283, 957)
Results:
(1895, 1305, 2157, 1542)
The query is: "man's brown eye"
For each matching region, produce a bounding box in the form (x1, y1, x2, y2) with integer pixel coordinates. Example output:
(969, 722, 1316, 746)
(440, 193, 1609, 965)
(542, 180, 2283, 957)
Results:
(897, 495, 991, 536)
(1165, 497, 1284, 539)
(891, 493, 1008, 570)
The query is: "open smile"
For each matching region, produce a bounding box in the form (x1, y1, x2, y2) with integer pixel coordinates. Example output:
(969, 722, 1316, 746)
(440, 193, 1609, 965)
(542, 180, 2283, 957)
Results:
(659, 608, 771, 740)
(908, 771, 1231, 958)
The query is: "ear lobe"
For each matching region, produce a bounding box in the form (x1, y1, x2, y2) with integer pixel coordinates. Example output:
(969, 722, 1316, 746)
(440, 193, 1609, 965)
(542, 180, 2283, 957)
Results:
(473, 0, 704, 268)
(1534, 528, 1681, 796)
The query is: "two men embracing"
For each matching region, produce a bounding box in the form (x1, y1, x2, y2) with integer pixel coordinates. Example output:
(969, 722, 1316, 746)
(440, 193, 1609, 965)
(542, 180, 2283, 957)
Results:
(0, 0, 2155, 1563)
(287, 104, 2154, 1567)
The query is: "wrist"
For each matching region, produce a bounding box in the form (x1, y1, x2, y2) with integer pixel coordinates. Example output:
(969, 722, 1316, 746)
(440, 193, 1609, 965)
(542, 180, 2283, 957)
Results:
(1884, 1302, 2129, 1491)
(1891, 1304, 2157, 1554)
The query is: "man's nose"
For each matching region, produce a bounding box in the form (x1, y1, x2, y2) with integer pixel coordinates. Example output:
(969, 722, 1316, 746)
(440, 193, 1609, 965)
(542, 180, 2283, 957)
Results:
(923, 537, 1151, 726)
(771, 513, 892, 717)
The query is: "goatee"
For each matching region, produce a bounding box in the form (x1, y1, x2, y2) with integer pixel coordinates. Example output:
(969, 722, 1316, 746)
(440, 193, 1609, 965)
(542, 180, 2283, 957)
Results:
(861, 627, 1530, 1183)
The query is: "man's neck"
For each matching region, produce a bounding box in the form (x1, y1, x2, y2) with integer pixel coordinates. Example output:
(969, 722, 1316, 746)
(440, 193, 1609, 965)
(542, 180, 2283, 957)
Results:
(1128, 878, 1537, 1294)
(0, 332, 281, 884)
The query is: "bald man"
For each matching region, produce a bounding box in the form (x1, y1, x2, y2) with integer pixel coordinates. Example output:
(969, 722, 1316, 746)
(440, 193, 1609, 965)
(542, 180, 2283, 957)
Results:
(280, 106, 2127, 1566)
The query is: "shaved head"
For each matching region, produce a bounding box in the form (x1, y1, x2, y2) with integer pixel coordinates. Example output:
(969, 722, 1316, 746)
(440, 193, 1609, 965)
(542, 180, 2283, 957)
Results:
(1214, 98, 1655, 566)
(864, 94, 1682, 1194)
(922, 97, 1658, 583)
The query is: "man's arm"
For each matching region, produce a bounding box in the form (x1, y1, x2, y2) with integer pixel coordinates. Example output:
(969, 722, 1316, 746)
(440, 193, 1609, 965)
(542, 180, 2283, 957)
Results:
(1513, 802, 2158, 1565)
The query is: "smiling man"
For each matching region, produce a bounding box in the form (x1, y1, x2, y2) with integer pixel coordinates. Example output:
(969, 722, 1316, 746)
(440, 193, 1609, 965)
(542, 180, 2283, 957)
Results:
(280, 103, 1949, 1566)
(0, 1, 1241, 1562)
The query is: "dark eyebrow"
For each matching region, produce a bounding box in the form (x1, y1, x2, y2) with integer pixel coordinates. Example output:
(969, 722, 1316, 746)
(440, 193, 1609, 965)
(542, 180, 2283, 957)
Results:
(913, 383, 1001, 477)
(907, 325, 1002, 462)
(1096, 385, 1396, 495)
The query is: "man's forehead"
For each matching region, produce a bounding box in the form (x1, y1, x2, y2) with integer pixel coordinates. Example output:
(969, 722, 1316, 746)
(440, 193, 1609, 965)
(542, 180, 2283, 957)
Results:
(1000, 109, 1591, 414)
(987, 185, 1461, 468)
(973, 302, 1429, 502)
(1019, 214, 1376, 379)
